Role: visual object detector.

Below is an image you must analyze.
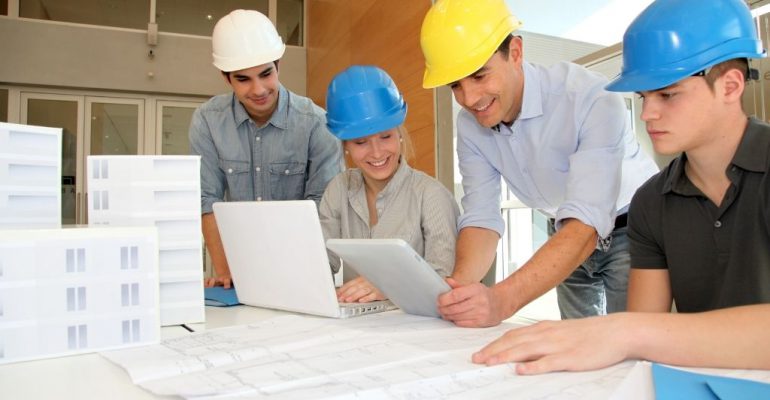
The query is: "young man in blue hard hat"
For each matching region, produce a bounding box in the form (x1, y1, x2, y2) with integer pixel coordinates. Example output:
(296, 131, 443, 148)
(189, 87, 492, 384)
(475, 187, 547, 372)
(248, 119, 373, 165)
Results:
(420, 0, 659, 325)
(473, 0, 770, 374)
(190, 10, 343, 288)
(319, 65, 459, 303)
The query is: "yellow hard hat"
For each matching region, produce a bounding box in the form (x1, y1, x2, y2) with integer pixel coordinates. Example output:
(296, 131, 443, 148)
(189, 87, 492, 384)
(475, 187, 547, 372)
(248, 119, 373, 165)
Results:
(420, 0, 522, 88)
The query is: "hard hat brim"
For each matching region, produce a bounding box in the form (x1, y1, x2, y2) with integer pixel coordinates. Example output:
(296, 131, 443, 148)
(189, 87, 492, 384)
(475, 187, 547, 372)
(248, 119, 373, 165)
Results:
(328, 104, 407, 141)
(213, 45, 286, 72)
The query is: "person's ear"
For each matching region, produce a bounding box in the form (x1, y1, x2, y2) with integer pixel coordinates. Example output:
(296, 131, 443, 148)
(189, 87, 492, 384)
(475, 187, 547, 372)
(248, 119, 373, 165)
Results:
(509, 36, 523, 64)
(721, 68, 745, 104)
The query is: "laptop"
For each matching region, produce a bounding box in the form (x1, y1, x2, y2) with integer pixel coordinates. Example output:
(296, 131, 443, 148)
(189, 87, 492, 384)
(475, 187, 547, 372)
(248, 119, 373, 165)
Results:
(212, 200, 395, 318)
(326, 238, 451, 318)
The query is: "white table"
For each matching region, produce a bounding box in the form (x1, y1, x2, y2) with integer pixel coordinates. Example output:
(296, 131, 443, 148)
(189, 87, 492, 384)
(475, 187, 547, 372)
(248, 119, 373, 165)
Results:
(3, 306, 766, 400)
(0, 306, 280, 400)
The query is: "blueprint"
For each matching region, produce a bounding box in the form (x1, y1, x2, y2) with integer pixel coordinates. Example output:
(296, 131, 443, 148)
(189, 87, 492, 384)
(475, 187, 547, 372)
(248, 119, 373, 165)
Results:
(103, 312, 637, 399)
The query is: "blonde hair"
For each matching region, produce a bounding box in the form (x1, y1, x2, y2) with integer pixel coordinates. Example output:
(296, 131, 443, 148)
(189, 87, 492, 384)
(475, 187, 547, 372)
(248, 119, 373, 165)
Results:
(342, 125, 416, 167)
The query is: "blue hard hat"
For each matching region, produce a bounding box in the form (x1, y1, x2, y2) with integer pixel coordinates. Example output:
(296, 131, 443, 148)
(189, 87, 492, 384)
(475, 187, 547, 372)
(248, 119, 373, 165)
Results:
(606, 0, 766, 92)
(325, 65, 407, 140)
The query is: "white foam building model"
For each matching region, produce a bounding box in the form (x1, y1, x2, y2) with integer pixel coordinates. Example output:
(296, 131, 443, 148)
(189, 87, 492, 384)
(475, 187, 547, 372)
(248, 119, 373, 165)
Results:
(87, 155, 204, 326)
(0, 226, 160, 364)
(0, 122, 62, 229)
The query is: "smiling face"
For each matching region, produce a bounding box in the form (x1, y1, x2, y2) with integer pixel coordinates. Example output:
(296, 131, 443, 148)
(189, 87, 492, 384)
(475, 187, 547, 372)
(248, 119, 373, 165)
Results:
(224, 62, 280, 124)
(449, 36, 524, 128)
(344, 129, 402, 189)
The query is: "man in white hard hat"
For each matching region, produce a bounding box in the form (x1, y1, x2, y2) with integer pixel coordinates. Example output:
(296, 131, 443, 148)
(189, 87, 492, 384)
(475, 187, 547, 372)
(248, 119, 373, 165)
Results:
(190, 9, 343, 288)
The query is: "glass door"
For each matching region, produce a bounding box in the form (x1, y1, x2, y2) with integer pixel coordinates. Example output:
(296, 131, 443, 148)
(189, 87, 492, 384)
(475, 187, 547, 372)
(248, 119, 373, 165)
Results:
(155, 101, 201, 155)
(20, 93, 83, 225)
(21, 94, 144, 224)
(85, 98, 144, 156)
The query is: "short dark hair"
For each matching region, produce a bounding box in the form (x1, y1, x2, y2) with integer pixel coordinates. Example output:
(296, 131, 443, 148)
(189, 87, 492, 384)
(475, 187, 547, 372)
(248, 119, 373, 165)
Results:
(221, 59, 281, 81)
(703, 58, 749, 91)
(496, 34, 514, 57)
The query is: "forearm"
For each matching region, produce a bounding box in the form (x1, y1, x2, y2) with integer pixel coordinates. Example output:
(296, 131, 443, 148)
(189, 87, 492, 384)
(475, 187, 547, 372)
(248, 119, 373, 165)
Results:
(451, 227, 500, 284)
(627, 304, 770, 370)
(202, 213, 230, 277)
(495, 219, 597, 317)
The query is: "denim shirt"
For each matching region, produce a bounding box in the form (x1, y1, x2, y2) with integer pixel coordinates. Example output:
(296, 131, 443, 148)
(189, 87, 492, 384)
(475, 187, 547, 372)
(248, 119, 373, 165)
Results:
(190, 85, 343, 214)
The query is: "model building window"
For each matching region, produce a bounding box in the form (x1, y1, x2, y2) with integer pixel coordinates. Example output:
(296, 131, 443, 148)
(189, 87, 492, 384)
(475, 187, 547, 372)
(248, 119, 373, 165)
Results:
(120, 246, 139, 270)
(122, 319, 141, 343)
(121, 283, 140, 307)
(65, 248, 86, 273)
(66, 286, 87, 311)
(67, 324, 88, 349)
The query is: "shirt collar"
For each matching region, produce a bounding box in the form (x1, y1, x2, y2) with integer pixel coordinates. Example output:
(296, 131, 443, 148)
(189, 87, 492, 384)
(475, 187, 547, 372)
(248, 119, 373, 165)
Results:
(493, 61, 543, 134)
(731, 117, 770, 173)
(662, 117, 770, 195)
(232, 84, 290, 129)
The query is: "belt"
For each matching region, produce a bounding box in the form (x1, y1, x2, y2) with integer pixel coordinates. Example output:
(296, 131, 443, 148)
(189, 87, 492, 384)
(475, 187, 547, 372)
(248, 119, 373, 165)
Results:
(549, 213, 627, 230)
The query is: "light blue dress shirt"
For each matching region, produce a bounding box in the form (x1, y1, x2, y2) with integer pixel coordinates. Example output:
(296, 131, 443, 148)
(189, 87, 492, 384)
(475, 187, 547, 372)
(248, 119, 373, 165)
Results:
(456, 61, 658, 239)
(190, 85, 343, 214)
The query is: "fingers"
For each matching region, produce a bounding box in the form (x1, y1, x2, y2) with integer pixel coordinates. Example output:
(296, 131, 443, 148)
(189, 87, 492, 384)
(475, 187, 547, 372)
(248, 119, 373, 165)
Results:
(445, 277, 462, 289)
(204, 276, 232, 288)
(359, 288, 386, 303)
(437, 283, 501, 327)
(472, 324, 549, 365)
(337, 277, 380, 303)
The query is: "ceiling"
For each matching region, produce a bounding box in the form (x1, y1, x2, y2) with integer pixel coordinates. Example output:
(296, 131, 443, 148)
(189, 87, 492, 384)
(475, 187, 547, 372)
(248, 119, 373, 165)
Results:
(506, 0, 654, 46)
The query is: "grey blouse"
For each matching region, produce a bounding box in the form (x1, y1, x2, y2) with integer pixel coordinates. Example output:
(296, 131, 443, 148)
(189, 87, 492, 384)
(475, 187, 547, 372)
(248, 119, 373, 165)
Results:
(319, 160, 459, 281)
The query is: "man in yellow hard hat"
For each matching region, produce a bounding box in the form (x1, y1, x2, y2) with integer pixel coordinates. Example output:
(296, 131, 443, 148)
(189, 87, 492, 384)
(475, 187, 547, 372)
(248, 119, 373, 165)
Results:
(190, 10, 342, 288)
(472, 0, 770, 375)
(420, 0, 658, 325)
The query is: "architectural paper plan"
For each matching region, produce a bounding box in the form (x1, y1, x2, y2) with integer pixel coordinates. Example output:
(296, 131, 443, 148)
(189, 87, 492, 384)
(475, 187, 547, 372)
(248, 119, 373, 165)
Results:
(103, 312, 641, 399)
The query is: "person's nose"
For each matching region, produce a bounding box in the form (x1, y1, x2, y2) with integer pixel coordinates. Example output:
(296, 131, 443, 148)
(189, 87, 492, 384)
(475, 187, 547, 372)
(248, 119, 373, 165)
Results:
(640, 98, 658, 123)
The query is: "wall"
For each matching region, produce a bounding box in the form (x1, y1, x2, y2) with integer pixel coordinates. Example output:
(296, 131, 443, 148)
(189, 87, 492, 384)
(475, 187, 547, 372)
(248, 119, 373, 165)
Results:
(306, 0, 435, 177)
(0, 16, 306, 97)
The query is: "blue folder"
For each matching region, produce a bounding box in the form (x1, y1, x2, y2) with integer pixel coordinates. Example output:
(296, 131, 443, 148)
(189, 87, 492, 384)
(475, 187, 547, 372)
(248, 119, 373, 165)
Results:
(204, 286, 241, 307)
(653, 363, 770, 400)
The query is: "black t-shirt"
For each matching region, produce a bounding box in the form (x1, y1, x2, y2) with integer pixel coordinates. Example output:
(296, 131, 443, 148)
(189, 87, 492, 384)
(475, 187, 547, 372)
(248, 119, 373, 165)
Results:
(628, 117, 770, 313)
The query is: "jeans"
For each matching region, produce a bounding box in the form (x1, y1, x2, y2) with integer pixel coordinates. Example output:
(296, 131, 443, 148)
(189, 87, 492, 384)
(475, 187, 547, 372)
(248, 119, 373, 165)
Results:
(552, 224, 630, 319)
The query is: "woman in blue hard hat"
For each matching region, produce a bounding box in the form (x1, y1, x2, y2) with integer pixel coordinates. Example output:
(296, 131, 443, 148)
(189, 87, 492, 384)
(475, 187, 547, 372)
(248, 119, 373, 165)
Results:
(320, 65, 460, 303)
(472, 0, 770, 374)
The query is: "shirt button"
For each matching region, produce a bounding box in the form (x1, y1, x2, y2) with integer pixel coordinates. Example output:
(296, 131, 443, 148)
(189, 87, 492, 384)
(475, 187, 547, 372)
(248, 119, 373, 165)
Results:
(256, 197, 262, 201)
(227, 168, 233, 174)
(255, 167, 261, 172)
(284, 169, 290, 175)
(256, 137, 261, 141)
(714, 220, 722, 228)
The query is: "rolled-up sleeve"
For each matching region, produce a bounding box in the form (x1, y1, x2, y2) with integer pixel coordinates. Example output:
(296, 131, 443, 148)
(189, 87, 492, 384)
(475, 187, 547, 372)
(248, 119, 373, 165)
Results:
(456, 114, 505, 236)
(555, 90, 625, 238)
(189, 106, 225, 215)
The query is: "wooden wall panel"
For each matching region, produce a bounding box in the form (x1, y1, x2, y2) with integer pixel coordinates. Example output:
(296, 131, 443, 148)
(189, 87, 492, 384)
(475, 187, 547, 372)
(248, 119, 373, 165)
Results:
(307, 0, 436, 176)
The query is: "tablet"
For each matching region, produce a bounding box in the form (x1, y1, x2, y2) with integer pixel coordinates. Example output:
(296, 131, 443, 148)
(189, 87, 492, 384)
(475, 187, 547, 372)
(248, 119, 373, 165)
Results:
(325, 238, 451, 317)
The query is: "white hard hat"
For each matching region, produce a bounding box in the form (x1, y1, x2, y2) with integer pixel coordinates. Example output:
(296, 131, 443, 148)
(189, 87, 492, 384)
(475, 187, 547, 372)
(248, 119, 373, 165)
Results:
(212, 9, 286, 72)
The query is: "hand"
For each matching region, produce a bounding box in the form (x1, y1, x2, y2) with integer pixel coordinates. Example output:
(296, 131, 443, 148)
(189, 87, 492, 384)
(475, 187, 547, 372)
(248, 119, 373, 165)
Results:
(336, 276, 386, 303)
(471, 314, 631, 374)
(437, 278, 506, 327)
(205, 274, 232, 288)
